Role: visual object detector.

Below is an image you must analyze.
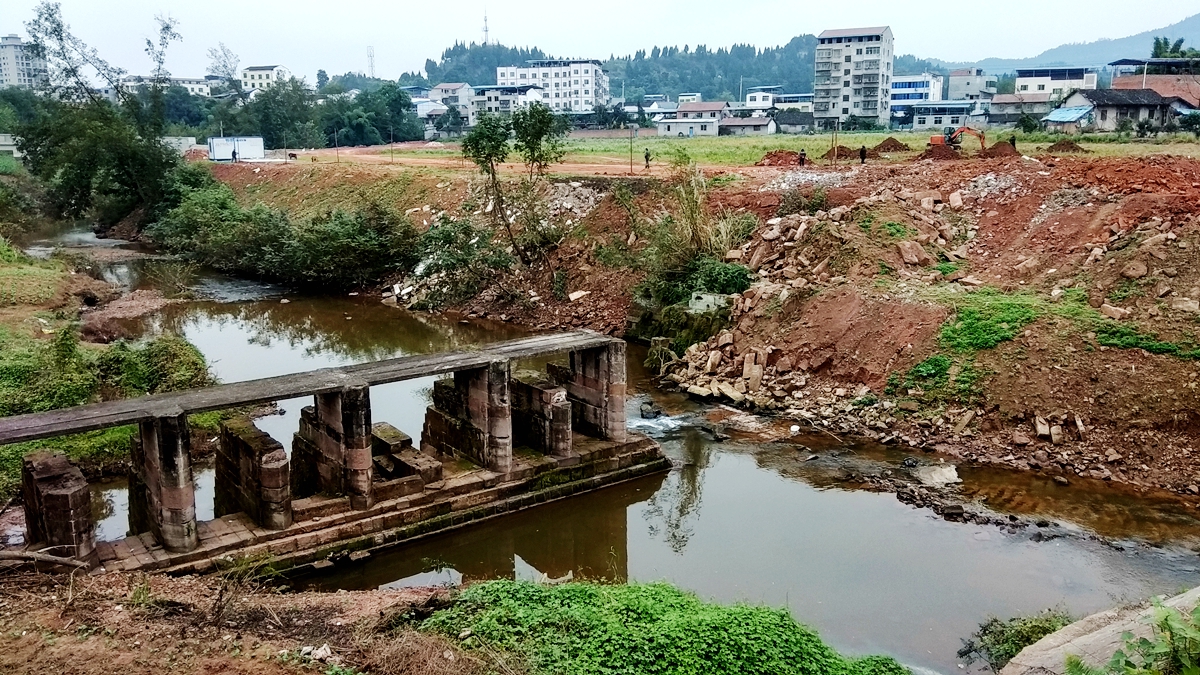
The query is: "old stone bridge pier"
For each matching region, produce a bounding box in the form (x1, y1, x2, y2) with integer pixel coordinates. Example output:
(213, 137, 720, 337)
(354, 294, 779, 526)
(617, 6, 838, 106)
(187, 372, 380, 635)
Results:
(0, 332, 667, 574)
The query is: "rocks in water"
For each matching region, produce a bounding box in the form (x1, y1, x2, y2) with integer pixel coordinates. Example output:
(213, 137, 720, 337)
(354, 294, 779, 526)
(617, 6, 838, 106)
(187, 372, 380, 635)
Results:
(913, 464, 961, 487)
(639, 402, 663, 419)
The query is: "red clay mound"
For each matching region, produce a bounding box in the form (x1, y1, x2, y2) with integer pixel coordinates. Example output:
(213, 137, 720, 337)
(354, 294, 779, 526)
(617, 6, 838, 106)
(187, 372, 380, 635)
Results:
(874, 137, 911, 152)
(1046, 139, 1089, 154)
(980, 141, 1019, 158)
(757, 150, 802, 166)
(918, 144, 960, 161)
(822, 145, 880, 160)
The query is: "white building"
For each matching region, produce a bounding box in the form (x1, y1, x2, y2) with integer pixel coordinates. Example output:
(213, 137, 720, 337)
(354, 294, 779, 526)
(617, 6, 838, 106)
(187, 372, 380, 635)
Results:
(240, 65, 291, 91)
(429, 83, 477, 126)
(745, 87, 813, 112)
(473, 85, 545, 117)
(121, 75, 211, 97)
(1015, 68, 1097, 103)
(655, 102, 730, 137)
(0, 35, 47, 89)
(890, 73, 943, 126)
(678, 92, 702, 103)
(947, 68, 996, 100)
(495, 59, 610, 111)
(910, 100, 988, 131)
(813, 26, 894, 128)
(719, 117, 776, 136)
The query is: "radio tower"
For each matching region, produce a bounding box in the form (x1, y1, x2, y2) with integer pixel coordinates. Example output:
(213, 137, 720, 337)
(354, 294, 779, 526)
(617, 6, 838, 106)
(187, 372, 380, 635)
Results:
(367, 46, 376, 78)
(483, 13, 490, 45)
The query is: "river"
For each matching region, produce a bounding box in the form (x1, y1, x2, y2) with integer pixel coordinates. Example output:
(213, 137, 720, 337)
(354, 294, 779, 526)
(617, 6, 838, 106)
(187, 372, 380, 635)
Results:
(24, 223, 1200, 675)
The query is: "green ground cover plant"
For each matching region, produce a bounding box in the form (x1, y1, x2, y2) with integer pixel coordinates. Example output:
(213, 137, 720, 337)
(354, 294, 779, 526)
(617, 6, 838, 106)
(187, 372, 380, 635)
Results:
(958, 610, 1074, 672)
(885, 354, 984, 406)
(423, 580, 911, 675)
(1065, 600, 1200, 675)
(939, 288, 1043, 352)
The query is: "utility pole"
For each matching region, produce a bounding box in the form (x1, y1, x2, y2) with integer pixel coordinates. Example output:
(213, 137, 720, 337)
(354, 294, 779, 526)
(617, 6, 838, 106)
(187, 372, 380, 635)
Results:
(334, 128, 340, 163)
(390, 126, 394, 164)
(629, 124, 633, 175)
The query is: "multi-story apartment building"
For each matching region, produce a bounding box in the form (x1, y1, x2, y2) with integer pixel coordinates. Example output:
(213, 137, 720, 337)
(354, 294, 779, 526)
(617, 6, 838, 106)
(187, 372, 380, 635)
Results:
(890, 73, 943, 126)
(1015, 68, 1097, 103)
(745, 86, 813, 112)
(240, 65, 291, 91)
(0, 35, 47, 89)
(495, 59, 609, 111)
(121, 75, 211, 97)
(947, 68, 996, 100)
(813, 26, 894, 128)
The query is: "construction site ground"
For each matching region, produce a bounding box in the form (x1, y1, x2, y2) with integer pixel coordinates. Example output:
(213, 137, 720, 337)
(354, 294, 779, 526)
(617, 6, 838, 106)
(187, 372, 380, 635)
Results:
(209, 134, 1200, 501)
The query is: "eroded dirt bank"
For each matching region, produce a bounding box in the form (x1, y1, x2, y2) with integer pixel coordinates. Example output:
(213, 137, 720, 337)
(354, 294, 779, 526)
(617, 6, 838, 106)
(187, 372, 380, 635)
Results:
(209, 154, 1200, 498)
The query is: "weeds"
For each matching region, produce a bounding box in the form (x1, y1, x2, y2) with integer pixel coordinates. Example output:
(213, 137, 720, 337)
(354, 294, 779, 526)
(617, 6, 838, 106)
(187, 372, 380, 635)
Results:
(932, 262, 959, 275)
(414, 217, 514, 308)
(881, 221, 910, 238)
(1065, 600, 1200, 675)
(1106, 279, 1144, 303)
(422, 580, 911, 675)
(958, 609, 1074, 672)
(777, 187, 828, 217)
(207, 553, 280, 627)
(938, 288, 1042, 352)
(885, 354, 985, 406)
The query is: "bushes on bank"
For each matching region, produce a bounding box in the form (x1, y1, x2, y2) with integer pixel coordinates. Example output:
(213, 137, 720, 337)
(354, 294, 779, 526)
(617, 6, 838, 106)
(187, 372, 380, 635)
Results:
(148, 181, 419, 289)
(423, 580, 910, 675)
(0, 327, 212, 417)
(958, 610, 1073, 672)
(413, 217, 514, 308)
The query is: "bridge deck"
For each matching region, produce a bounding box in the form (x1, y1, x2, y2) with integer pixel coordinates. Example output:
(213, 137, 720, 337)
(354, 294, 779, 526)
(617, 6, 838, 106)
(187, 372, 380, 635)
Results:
(0, 331, 618, 446)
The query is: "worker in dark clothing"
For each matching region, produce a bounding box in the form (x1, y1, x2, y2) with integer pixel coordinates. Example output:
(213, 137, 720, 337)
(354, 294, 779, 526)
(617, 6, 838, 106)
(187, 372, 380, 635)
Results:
(644, 148, 651, 170)
(859, 145, 867, 164)
(1010, 135, 1017, 152)
(799, 149, 806, 167)
(231, 149, 238, 163)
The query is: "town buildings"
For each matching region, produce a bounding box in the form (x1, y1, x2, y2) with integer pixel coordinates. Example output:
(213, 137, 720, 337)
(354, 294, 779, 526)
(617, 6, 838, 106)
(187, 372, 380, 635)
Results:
(719, 117, 777, 135)
(654, 101, 731, 136)
(988, 93, 1054, 125)
(495, 59, 610, 111)
(909, 100, 987, 130)
(0, 35, 47, 89)
(121, 75, 212, 97)
(240, 65, 291, 91)
(947, 68, 995, 100)
(1015, 67, 1096, 102)
(813, 26, 895, 128)
(744, 86, 813, 112)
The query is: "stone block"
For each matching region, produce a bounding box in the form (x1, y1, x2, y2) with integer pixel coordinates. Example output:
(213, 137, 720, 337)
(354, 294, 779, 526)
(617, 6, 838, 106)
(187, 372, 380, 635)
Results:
(371, 422, 413, 456)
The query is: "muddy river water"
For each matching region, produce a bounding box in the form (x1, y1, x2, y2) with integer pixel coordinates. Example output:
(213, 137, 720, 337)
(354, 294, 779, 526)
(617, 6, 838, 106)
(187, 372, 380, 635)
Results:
(25, 225, 1200, 674)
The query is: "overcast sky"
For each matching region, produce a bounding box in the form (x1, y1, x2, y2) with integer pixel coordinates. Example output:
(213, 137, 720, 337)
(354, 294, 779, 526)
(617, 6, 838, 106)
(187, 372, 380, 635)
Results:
(4, 1, 1195, 82)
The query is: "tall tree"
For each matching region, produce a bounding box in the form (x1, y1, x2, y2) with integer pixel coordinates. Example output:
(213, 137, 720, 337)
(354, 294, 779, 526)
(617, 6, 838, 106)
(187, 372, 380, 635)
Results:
(462, 113, 525, 262)
(206, 42, 241, 96)
(511, 102, 566, 179)
(316, 69, 329, 90)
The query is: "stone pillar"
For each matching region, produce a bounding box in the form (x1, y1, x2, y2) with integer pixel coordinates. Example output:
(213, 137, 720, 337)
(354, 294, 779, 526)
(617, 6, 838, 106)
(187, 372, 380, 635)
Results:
(554, 342, 627, 442)
(131, 409, 198, 553)
(21, 452, 96, 566)
(216, 417, 292, 530)
(511, 376, 572, 456)
(420, 360, 513, 472)
(292, 381, 373, 509)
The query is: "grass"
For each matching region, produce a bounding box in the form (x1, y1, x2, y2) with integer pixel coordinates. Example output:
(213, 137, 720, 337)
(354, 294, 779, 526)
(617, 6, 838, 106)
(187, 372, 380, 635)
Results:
(0, 155, 20, 176)
(379, 131, 1200, 167)
(938, 288, 1044, 352)
(885, 354, 985, 406)
(422, 580, 911, 675)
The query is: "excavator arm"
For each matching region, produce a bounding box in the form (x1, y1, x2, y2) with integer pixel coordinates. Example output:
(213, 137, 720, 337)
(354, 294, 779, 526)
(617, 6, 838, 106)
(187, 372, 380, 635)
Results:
(948, 126, 986, 149)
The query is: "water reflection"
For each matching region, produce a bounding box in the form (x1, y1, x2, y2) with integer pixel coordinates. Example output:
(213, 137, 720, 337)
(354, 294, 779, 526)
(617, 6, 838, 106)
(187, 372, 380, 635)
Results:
(644, 428, 713, 552)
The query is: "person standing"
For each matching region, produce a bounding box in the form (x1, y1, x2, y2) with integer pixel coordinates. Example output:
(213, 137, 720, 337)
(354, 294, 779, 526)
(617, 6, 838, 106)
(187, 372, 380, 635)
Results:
(231, 149, 238, 163)
(859, 145, 867, 164)
(799, 149, 806, 167)
(1010, 135, 1017, 152)
(644, 148, 651, 170)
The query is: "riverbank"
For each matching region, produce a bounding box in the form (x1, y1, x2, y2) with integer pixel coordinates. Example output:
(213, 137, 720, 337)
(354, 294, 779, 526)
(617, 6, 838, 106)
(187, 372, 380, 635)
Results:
(199, 151, 1200, 499)
(0, 571, 907, 675)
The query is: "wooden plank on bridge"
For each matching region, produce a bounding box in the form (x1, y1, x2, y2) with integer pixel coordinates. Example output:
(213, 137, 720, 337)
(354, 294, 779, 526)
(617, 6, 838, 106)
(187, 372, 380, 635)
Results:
(0, 331, 619, 446)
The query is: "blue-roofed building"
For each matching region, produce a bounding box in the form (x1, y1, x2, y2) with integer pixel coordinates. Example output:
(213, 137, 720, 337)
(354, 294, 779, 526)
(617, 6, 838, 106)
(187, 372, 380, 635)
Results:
(1041, 106, 1094, 133)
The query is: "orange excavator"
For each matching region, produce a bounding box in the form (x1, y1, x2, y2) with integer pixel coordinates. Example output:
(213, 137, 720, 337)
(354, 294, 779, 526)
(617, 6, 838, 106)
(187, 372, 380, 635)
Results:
(928, 126, 986, 150)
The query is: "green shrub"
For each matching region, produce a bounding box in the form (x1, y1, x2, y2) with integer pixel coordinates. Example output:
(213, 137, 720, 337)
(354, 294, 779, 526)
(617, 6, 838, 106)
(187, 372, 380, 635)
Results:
(1065, 600, 1200, 675)
(959, 610, 1074, 672)
(415, 217, 514, 308)
(778, 187, 828, 217)
(1093, 322, 1200, 358)
(422, 580, 911, 675)
(149, 184, 419, 289)
(885, 354, 984, 405)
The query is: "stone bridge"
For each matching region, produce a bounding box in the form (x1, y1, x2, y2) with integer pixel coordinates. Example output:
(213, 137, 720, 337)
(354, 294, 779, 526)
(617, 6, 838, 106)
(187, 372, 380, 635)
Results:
(0, 332, 667, 574)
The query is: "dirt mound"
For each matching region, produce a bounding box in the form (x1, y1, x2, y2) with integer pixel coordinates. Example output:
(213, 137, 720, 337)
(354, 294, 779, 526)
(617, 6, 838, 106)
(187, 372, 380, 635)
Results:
(918, 144, 961, 161)
(756, 150, 802, 166)
(822, 145, 880, 160)
(980, 141, 1020, 158)
(1046, 139, 1089, 154)
(874, 137, 911, 153)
